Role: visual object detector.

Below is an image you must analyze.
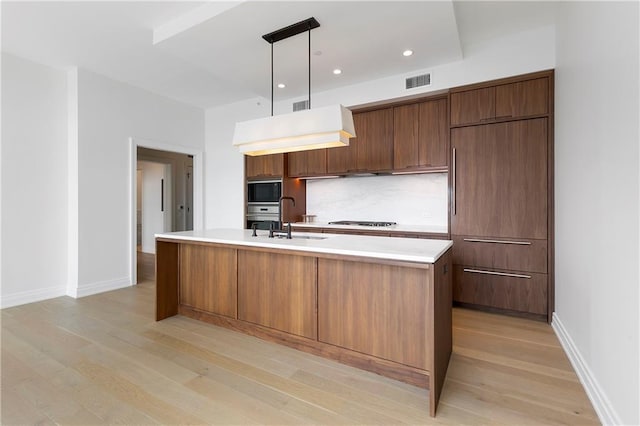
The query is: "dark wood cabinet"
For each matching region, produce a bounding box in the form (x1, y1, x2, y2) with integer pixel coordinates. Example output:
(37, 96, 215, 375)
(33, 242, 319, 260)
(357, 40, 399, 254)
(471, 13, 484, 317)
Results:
(394, 98, 448, 170)
(245, 153, 283, 179)
(327, 108, 393, 174)
(180, 244, 237, 318)
(450, 70, 553, 321)
(237, 250, 317, 339)
(453, 265, 547, 315)
(450, 87, 495, 127)
(450, 77, 549, 127)
(288, 148, 327, 177)
(451, 119, 548, 239)
(495, 78, 549, 120)
(318, 258, 429, 369)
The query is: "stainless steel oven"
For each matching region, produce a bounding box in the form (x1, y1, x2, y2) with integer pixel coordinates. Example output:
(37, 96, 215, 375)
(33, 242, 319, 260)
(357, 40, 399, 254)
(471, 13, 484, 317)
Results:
(246, 204, 279, 230)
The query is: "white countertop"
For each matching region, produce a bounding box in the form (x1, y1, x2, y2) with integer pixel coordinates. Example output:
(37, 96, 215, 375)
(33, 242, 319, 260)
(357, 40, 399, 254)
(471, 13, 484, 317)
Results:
(156, 229, 452, 264)
(291, 222, 449, 235)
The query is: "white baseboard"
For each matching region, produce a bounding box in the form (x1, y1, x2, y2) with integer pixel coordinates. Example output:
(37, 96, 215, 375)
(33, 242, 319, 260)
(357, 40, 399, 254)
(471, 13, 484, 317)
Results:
(70, 276, 132, 298)
(552, 312, 621, 425)
(1, 285, 67, 309)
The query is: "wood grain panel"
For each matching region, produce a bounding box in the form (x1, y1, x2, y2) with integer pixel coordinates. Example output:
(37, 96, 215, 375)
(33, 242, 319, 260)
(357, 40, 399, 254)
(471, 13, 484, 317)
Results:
(393, 103, 420, 169)
(430, 249, 452, 416)
(357, 108, 393, 171)
(420, 98, 449, 167)
(246, 153, 284, 179)
(450, 87, 495, 126)
(155, 240, 179, 321)
(318, 258, 429, 369)
(452, 236, 547, 273)
(495, 78, 549, 119)
(237, 250, 317, 339)
(453, 265, 547, 315)
(180, 244, 237, 318)
(451, 119, 548, 239)
(287, 149, 327, 177)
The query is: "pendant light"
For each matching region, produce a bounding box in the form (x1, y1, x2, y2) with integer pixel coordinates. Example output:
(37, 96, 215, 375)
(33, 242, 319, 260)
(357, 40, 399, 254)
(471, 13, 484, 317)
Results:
(233, 17, 356, 156)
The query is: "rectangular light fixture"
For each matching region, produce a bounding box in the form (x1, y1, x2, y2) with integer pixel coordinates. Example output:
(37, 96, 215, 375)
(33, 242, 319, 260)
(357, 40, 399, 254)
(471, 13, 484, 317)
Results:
(232, 104, 356, 156)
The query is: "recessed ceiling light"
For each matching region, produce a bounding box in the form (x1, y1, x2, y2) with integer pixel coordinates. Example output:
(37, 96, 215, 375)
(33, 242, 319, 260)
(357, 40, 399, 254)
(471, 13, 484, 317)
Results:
(277, 83, 286, 88)
(403, 49, 413, 57)
(333, 69, 342, 75)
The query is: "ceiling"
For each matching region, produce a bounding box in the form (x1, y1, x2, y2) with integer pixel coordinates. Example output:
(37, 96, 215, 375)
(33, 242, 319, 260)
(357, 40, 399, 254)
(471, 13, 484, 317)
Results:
(1, 1, 557, 109)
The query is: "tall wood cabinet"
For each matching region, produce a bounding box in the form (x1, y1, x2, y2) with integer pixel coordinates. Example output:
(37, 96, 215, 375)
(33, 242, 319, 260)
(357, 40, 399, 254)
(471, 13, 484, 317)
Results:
(450, 70, 553, 321)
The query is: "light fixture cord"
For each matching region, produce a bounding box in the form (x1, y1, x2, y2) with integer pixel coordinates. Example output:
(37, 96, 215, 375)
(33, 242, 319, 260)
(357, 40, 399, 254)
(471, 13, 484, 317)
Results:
(271, 43, 274, 117)
(308, 27, 311, 109)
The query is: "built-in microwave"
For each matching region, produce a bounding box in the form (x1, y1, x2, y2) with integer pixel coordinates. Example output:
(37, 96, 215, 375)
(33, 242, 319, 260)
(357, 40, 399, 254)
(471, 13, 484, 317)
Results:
(247, 179, 282, 204)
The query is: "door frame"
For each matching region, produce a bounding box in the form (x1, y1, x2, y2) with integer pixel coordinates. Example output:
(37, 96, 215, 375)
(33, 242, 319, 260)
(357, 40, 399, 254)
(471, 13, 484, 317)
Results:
(129, 137, 203, 284)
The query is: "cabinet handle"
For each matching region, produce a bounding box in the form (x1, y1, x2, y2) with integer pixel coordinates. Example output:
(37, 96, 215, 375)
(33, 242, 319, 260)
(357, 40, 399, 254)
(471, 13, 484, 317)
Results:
(463, 238, 532, 245)
(452, 148, 456, 215)
(495, 114, 512, 119)
(463, 268, 531, 279)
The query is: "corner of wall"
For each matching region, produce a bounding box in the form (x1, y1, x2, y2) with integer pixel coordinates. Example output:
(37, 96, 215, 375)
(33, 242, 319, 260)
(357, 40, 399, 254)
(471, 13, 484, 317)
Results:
(66, 67, 79, 298)
(552, 312, 622, 425)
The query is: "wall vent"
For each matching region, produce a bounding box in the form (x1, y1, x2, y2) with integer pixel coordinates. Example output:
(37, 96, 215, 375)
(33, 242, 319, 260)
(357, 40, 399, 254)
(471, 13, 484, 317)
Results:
(293, 100, 309, 112)
(406, 73, 431, 89)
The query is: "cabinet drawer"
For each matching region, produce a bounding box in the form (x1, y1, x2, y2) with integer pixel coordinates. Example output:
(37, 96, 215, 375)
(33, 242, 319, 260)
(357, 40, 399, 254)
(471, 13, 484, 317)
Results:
(453, 265, 547, 315)
(452, 236, 547, 273)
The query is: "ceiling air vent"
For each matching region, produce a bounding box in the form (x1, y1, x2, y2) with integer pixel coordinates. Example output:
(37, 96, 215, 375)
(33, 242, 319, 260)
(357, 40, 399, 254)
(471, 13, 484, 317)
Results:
(293, 100, 309, 112)
(406, 73, 431, 89)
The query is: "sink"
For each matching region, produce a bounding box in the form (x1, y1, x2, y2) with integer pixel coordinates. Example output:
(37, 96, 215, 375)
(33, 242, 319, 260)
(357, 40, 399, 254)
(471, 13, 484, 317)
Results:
(259, 234, 327, 240)
(291, 235, 327, 240)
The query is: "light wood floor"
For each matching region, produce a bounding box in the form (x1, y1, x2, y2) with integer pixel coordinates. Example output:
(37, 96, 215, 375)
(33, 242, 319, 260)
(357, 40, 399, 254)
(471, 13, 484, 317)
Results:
(1, 279, 598, 425)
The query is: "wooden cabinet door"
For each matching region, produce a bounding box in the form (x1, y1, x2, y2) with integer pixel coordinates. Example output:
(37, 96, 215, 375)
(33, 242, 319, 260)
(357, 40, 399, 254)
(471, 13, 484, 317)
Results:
(450, 87, 495, 126)
(394, 99, 448, 170)
(246, 153, 283, 179)
(393, 103, 420, 170)
(237, 250, 317, 339)
(288, 149, 327, 177)
(327, 109, 393, 174)
(318, 258, 429, 369)
(180, 244, 237, 318)
(495, 78, 548, 120)
(356, 108, 393, 171)
(419, 98, 448, 167)
(451, 119, 547, 239)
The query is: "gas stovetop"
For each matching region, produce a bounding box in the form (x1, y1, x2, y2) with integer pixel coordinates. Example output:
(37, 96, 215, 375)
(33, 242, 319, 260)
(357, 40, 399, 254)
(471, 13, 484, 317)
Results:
(328, 220, 397, 227)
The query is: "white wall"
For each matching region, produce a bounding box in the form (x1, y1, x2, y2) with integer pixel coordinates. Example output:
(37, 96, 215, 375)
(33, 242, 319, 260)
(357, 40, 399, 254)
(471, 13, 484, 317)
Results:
(1, 53, 68, 308)
(72, 69, 204, 297)
(205, 97, 270, 228)
(204, 25, 555, 229)
(554, 2, 639, 425)
(306, 173, 448, 226)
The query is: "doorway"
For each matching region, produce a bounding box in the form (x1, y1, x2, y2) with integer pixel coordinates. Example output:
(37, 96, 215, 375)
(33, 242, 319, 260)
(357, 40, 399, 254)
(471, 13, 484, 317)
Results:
(130, 138, 202, 285)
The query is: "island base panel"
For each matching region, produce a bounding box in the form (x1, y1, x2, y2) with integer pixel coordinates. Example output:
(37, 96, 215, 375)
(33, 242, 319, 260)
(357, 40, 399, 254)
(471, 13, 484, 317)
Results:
(179, 304, 430, 389)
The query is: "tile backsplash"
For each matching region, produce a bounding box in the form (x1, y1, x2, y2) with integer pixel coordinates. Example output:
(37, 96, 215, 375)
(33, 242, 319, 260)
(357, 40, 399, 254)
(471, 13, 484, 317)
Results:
(306, 173, 448, 226)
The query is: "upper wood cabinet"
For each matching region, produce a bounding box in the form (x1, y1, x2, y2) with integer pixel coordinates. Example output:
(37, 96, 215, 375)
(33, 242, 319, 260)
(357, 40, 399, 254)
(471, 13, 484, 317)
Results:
(394, 98, 448, 170)
(450, 77, 549, 127)
(288, 148, 327, 177)
(327, 108, 393, 174)
(245, 153, 283, 179)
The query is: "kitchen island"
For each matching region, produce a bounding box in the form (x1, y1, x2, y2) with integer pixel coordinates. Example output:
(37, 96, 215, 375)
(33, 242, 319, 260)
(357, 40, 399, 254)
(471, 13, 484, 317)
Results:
(155, 229, 453, 416)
